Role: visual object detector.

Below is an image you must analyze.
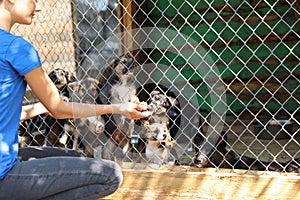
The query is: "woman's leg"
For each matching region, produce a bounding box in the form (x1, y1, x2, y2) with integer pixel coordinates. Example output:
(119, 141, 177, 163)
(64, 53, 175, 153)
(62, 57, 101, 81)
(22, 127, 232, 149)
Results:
(0, 148, 123, 200)
(18, 146, 84, 161)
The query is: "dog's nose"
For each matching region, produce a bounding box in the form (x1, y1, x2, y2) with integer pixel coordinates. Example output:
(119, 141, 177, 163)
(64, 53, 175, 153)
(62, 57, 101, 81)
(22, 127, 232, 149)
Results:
(194, 154, 208, 166)
(162, 134, 167, 140)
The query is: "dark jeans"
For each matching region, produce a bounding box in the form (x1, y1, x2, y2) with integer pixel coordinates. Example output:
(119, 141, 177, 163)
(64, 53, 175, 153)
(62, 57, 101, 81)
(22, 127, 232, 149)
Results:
(0, 147, 123, 200)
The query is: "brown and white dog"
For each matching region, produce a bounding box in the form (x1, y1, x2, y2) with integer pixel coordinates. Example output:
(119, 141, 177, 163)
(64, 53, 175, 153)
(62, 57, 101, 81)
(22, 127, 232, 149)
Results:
(96, 53, 140, 160)
(140, 121, 176, 165)
(138, 89, 180, 165)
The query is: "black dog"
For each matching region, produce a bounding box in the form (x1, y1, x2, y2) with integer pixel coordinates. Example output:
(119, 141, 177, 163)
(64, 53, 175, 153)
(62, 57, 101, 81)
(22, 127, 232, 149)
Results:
(18, 113, 46, 147)
(193, 130, 300, 173)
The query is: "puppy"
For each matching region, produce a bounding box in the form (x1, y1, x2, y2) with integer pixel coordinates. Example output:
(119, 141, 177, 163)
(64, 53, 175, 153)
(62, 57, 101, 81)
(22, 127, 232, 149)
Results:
(43, 68, 76, 148)
(18, 114, 45, 147)
(48, 68, 76, 98)
(138, 90, 180, 165)
(110, 53, 139, 135)
(140, 121, 176, 165)
(96, 53, 140, 161)
(70, 77, 106, 157)
(19, 68, 76, 148)
(193, 130, 300, 173)
(97, 53, 137, 104)
(138, 88, 181, 139)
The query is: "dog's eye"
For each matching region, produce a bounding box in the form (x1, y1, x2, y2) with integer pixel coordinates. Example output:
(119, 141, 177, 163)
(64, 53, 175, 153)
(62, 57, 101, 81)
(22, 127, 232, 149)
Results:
(154, 96, 160, 101)
(122, 67, 128, 74)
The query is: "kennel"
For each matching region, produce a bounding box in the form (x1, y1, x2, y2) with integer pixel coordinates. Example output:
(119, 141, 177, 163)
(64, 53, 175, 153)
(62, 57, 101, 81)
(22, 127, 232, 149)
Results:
(15, 0, 300, 199)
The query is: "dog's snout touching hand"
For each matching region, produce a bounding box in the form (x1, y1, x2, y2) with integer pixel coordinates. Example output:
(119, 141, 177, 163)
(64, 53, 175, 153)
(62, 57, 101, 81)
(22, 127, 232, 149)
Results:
(137, 102, 149, 113)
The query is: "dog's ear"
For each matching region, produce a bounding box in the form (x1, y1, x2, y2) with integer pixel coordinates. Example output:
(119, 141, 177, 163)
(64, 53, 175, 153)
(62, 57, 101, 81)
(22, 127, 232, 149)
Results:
(66, 71, 77, 83)
(109, 57, 121, 69)
(193, 131, 205, 148)
(48, 69, 57, 83)
(98, 59, 116, 87)
(164, 96, 178, 108)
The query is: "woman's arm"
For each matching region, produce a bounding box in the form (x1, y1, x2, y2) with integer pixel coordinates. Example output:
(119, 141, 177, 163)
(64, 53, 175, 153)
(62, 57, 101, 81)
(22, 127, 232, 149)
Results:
(20, 102, 49, 121)
(24, 67, 150, 120)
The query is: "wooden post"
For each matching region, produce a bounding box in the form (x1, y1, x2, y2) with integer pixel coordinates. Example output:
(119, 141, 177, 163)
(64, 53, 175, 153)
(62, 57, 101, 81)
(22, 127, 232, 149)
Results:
(118, 0, 136, 54)
(70, 0, 80, 71)
(118, 0, 147, 63)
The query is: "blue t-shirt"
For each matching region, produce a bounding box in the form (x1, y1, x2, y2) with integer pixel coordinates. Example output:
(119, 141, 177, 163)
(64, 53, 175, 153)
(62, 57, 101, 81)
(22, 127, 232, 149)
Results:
(0, 29, 41, 179)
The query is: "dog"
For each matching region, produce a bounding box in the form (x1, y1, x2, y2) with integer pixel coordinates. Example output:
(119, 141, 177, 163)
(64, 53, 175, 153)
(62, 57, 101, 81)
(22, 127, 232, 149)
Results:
(109, 52, 139, 138)
(19, 68, 76, 148)
(69, 77, 106, 157)
(193, 130, 300, 173)
(18, 114, 46, 147)
(96, 53, 141, 161)
(43, 68, 76, 148)
(137, 85, 181, 139)
(139, 121, 176, 165)
(137, 89, 180, 165)
(97, 53, 137, 104)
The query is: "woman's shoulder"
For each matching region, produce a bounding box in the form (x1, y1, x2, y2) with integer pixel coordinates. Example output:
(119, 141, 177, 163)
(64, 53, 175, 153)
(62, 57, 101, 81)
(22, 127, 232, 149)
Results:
(0, 30, 32, 50)
(0, 29, 21, 41)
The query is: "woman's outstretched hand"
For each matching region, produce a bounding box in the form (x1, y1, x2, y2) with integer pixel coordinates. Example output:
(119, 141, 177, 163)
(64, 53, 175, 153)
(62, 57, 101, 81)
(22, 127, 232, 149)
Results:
(115, 102, 151, 120)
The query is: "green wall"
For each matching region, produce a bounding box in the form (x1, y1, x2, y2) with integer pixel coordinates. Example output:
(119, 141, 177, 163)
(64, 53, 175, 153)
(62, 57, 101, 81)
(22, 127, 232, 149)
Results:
(145, 0, 300, 116)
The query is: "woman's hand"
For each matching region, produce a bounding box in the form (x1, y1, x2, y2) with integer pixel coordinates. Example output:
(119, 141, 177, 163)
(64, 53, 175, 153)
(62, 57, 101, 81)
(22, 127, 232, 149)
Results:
(115, 102, 150, 120)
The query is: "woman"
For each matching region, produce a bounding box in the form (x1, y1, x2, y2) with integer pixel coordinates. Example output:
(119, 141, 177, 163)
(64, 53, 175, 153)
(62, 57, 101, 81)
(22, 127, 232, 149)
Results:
(0, 0, 150, 199)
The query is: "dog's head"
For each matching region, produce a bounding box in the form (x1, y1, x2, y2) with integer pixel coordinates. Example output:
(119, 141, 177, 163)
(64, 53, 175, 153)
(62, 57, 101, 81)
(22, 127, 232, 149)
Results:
(107, 53, 137, 83)
(193, 131, 228, 167)
(139, 89, 179, 128)
(48, 68, 77, 89)
(98, 53, 137, 88)
(76, 77, 100, 103)
(113, 53, 136, 76)
(144, 123, 169, 141)
(142, 122, 175, 150)
(149, 90, 179, 115)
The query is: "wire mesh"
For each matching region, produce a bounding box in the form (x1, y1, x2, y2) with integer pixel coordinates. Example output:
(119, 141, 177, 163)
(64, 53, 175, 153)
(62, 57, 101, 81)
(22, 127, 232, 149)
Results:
(16, 0, 299, 173)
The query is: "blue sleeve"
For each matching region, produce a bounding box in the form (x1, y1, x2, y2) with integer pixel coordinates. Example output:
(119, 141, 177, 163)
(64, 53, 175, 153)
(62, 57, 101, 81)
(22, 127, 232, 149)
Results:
(6, 36, 42, 76)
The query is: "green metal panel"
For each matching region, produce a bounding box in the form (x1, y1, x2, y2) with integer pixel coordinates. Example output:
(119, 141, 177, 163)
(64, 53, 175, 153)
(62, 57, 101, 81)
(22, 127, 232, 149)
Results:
(145, 0, 300, 115)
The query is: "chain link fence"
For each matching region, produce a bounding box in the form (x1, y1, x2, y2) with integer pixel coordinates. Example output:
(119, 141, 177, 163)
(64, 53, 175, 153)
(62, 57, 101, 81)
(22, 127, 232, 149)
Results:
(16, 0, 299, 173)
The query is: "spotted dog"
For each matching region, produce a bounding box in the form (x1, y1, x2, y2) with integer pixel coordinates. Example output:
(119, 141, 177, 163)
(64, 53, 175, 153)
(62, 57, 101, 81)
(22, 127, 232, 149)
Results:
(19, 68, 76, 148)
(138, 89, 180, 165)
(43, 68, 76, 147)
(69, 77, 106, 157)
(193, 130, 300, 172)
(96, 53, 140, 160)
